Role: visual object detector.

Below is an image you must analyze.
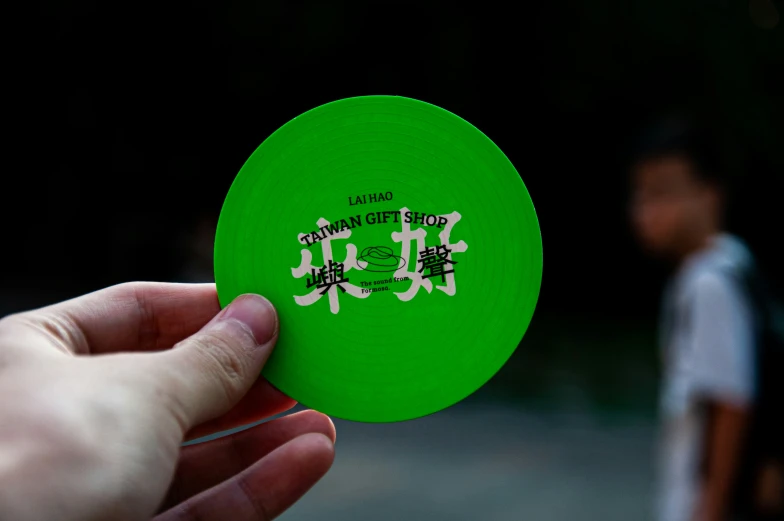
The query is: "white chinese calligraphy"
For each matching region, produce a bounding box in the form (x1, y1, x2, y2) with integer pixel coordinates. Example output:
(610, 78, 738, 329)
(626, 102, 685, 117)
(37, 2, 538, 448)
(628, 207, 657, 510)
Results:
(392, 207, 467, 301)
(292, 217, 369, 314)
(292, 209, 467, 313)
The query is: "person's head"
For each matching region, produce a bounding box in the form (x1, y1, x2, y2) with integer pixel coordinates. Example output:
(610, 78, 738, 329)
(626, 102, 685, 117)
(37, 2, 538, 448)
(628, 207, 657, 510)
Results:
(629, 113, 727, 260)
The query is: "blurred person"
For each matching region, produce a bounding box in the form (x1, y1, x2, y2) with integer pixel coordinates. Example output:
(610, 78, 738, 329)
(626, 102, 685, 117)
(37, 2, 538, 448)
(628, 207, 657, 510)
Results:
(0, 282, 336, 521)
(629, 113, 783, 521)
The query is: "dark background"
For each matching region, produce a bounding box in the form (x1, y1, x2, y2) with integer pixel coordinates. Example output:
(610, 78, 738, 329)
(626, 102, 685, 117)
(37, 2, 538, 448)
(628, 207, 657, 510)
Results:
(7, 0, 783, 409)
(2, 3, 783, 519)
(8, 1, 783, 313)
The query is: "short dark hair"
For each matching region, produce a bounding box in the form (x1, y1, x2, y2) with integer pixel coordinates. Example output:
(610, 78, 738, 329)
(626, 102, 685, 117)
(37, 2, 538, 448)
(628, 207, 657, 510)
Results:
(630, 111, 727, 190)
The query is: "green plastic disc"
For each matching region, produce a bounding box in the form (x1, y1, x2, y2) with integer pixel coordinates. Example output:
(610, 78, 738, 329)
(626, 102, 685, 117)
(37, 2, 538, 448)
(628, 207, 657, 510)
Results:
(214, 96, 542, 423)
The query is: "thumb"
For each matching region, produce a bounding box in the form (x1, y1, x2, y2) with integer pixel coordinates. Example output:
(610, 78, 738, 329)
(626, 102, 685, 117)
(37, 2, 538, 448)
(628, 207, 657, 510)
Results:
(156, 294, 279, 431)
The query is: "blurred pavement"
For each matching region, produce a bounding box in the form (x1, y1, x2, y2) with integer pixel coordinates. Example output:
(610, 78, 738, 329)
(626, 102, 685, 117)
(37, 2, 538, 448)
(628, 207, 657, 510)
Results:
(195, 399, 656, 521)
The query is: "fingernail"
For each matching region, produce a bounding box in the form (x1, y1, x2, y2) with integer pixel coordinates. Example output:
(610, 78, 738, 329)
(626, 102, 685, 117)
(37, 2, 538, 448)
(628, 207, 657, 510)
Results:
(220, 294, 278, 344)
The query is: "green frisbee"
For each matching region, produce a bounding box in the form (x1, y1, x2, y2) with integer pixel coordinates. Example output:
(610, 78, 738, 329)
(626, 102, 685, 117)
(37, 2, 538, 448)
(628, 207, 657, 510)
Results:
(214, 96, 542, 423)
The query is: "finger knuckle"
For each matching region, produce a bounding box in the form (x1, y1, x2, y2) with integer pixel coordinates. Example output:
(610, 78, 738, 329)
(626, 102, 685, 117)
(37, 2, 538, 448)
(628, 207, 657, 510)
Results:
(238, 471, 272, 520)
(112, 280, 150, 293)
(0, 312, 86, 354)
(189, 331, 250, 401)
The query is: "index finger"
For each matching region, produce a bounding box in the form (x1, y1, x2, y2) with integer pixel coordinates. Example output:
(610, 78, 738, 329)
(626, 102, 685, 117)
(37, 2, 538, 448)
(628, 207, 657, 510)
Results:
(19, 282, 223, 354)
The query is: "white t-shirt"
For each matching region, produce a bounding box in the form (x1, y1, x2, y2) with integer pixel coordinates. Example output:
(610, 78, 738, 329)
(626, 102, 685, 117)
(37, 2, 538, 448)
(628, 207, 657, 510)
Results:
(655, 234, 757, 521)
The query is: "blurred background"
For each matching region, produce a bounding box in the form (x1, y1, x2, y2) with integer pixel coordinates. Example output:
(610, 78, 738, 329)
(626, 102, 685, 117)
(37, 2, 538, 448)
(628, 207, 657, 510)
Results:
(4, 1, 784, 520)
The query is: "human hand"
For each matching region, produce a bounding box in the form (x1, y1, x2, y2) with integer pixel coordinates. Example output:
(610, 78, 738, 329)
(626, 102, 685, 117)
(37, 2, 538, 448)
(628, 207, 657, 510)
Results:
(0, 282, 336, 521)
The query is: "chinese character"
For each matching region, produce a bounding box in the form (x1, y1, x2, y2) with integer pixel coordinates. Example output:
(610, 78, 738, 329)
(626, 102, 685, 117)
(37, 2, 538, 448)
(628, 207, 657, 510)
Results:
(417, 245, 457, 283)
(292, 217, 369, 314)
(391, 207, 467, 301)
(306, 260, 349, 295)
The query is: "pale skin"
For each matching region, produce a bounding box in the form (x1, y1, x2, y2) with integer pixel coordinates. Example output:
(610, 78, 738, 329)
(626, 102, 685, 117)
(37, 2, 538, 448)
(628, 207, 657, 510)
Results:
(0, 282, 336, 521)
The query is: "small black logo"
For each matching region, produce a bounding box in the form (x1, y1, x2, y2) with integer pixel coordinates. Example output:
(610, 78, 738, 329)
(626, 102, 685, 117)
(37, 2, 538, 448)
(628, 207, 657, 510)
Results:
(417, 245, 457, 283)
(306, 260, 349, 294)
(356, 246, 406, 273)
